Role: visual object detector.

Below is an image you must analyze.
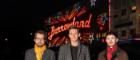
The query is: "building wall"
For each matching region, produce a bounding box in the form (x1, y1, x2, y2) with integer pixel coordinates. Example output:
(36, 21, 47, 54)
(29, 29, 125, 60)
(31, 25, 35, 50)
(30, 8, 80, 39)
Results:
(111, 0, 140, 40)
(136, 0, 140, 35)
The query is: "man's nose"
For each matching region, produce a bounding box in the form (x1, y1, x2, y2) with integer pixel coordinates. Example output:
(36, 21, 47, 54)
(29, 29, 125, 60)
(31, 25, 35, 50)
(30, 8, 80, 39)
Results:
(110, 39, 113, 42)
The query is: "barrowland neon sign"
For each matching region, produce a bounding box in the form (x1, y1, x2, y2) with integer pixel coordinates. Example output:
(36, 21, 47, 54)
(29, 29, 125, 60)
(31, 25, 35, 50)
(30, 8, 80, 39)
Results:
(48, 14, 92, 40)
(45, 0, 109, 46)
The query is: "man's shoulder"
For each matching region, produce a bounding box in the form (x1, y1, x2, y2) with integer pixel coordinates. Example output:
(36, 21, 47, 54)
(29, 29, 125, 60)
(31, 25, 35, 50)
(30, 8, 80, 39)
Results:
(117, 48, 128, 55)
(98, 49, 106, 56)
(58, 44, 70, 51)
(25, 48, 34, 53)
(46, 49, 55, 53)
(60, 44, 69, 48)
(25, 48, 35, 56)
(80, 44, 89, 49)
(60, 44, 88, 49)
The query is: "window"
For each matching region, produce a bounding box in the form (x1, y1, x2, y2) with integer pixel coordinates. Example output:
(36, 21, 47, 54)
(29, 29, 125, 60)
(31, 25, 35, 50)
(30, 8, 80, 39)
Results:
(121, 9, 126, 16)
(121, 30, 126, 36)
(129, 29, 135, 36)
(113, 15, 118, 18)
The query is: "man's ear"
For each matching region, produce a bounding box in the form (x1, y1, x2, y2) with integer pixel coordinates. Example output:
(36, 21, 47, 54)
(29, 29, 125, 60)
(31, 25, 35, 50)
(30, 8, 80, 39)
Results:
(34, 39, 36, 42)
(116, 38, 119, 42)
(78, 33, 81, 37)
(44, 39, 47, 42)
(68, 34, 70, 37)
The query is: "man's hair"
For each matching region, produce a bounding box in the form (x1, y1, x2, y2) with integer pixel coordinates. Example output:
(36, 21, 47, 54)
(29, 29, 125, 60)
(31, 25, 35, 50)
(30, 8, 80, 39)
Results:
(106, 31, 118, 38)
(34, 30, 47, 40)
(68, 26, 79, 33)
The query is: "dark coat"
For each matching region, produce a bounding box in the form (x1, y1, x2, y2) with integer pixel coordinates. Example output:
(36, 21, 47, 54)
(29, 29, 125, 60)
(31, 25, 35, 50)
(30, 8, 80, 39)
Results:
(98, 48, 129, 60)
(58, 43, 90, 60)
(25, 48, 55, 60)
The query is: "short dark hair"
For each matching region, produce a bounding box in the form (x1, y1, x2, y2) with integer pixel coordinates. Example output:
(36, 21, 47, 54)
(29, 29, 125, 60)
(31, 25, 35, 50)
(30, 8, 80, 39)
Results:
(68, 26, 79, 33)
(34, 30, 47, 40)
(106, 31, 118, 38)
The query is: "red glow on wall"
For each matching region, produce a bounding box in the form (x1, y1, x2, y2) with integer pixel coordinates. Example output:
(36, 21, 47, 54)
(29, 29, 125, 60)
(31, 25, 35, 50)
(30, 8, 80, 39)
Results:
(108, 0, 111, 31)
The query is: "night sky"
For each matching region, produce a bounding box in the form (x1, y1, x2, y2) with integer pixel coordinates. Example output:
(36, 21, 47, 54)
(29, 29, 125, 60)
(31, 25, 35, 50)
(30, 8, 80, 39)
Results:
(0, 0, 78, 30)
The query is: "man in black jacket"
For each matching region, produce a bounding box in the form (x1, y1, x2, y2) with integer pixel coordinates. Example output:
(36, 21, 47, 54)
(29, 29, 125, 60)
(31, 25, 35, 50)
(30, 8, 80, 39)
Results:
(58, 26, 90, 60)
(25, 30, 55, 60)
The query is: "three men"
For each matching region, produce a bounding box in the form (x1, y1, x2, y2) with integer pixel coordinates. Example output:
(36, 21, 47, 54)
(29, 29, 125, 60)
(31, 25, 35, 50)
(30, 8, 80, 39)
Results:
(25, 28, 129, 60)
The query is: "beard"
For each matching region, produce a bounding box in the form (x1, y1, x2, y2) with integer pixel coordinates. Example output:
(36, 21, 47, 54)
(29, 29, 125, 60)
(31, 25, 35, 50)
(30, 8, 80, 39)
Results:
(36, 41, 45, 47)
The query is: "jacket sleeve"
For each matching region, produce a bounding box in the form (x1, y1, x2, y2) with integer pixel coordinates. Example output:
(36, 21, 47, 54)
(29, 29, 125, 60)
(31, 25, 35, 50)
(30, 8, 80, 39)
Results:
(24, 50, 31, 60)
(97, 52, 102, 60)
(85, 46, 90, 60)
(122, 51, 129, 60)
(58, 46, 64, 60)
(51, 50, 56, 60)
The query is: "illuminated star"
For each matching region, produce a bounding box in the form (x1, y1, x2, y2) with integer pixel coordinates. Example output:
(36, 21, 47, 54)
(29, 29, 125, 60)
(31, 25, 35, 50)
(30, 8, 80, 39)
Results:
(90, 0, 96, 6)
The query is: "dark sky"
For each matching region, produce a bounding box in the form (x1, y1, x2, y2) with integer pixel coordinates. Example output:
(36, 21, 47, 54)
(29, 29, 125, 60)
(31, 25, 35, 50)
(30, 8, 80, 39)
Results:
(0, 0, 106, 30)
(0, 0, 78, 59)
(0, 0, 78, 31)
(0, 0, 79, 55)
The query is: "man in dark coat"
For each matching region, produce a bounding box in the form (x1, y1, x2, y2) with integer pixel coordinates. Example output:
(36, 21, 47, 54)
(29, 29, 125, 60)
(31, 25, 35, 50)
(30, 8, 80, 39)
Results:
(98, 32, 129, 60)
(25, 30, 55, 60)
(58, 26, 90, 60)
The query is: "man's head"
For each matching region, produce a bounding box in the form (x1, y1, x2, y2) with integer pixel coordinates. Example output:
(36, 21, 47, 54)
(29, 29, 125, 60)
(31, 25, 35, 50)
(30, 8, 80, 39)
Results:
(105, 32, 118, 47)
(68, 26, 80, 42)
(34, 30, 46, 47)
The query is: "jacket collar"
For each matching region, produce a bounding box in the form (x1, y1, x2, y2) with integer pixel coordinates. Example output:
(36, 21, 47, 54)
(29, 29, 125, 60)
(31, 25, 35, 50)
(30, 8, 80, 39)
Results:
(67, 43, 82, 60)
(104, 47, 121, 60)
(33, 48, 48, 60)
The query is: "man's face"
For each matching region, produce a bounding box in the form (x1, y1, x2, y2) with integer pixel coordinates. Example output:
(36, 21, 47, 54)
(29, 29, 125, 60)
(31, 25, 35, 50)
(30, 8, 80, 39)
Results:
(69, 29, 80, 42)
(106, 34, 118, 47)
(34, 33, 45, 47)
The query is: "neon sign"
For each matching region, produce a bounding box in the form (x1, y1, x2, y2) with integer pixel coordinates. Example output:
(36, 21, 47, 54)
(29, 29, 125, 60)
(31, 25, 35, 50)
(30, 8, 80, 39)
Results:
(48, 14, 92, 40)
(45, 0, 109, 46)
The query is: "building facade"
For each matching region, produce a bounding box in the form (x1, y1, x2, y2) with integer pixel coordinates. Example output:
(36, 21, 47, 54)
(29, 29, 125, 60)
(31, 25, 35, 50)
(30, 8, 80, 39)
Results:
(111, 0, 140, 40)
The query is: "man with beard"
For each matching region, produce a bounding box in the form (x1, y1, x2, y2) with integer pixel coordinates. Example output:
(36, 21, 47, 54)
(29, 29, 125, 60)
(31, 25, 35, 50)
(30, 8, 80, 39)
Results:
(25, 30, 55, 60)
